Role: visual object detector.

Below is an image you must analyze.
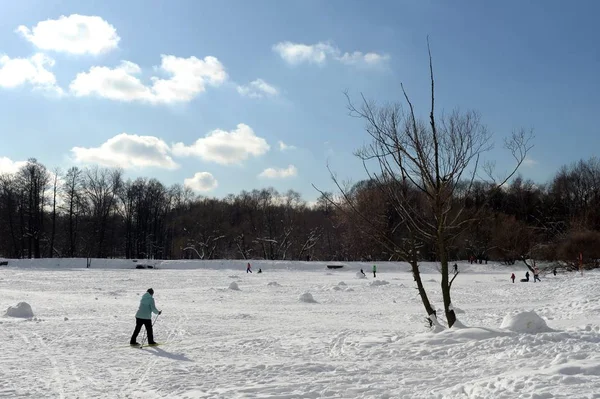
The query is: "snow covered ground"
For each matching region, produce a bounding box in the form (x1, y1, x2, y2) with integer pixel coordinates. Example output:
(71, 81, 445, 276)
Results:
(1, 260, 600, 398)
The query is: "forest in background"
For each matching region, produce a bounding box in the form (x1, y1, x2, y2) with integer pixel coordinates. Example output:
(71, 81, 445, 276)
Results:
(1, 157, 600, 269)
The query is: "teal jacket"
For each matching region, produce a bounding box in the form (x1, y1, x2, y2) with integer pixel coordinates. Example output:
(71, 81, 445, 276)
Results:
(135, 292, 159, 320)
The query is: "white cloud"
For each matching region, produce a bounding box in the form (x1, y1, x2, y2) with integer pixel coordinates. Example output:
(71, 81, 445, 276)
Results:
(71, 133, 179, 169)
(523, 158, 538, 167)
(272, 41, 335, 65)
(258, 165, 298, 179)
(278, 141, 296, 151)
(184, 172, 217, 192)
(0, 157, 27, 175)
(338, 51, 390, 66)
(237, 79, 279, 98)
(273, 41, 388, 66)
(172, 123, 270, 165)
(16, 14, 120, 55)
(69, 55, 227, 104)
(0, 53, 63, 94)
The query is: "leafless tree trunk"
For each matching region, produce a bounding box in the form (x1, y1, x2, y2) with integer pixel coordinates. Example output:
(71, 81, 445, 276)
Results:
(49, 167, 61, 258)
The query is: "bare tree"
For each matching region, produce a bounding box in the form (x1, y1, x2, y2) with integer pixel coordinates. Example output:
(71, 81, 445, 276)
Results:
(61, 167, 83, 257)
(337, 39, 533, 327)
(49, 167, 61, 257)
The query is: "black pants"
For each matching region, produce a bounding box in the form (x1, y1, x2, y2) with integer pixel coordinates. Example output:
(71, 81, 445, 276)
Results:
(130, 317, 154, 344)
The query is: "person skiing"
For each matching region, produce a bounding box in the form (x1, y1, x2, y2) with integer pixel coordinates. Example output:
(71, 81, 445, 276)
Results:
(511, 273, 515, 283)
(372, 264, 377, 278)
(130, 288, 161, 346)
(360, 268, 366, 277)
(246, 262, 252, 273)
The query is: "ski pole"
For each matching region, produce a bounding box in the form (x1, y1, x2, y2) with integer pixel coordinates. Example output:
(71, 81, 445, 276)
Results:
(140, 313, 160, 348)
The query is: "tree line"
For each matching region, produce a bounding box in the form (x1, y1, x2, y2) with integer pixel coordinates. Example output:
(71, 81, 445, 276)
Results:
(0, 156, 599, 266)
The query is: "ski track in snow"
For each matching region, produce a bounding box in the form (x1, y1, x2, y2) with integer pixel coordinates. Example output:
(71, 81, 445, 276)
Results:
(0, 262, 600, 398)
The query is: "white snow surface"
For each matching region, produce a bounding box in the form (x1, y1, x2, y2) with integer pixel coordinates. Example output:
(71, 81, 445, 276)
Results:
(5, 302, 34, 318)
(1, 259, 600, 398)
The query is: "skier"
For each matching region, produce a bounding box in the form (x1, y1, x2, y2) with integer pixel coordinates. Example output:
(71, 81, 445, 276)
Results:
(246, 262, 252, 273)
(510, 273, 515, 283)
(360, 268, 366, 277)
(130, 288, 161, 346)
(372, 264, 377, 278)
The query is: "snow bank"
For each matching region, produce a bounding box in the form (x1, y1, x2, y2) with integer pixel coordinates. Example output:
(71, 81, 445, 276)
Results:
(500, 311, 554, 333)
(0, 258, 515, 273)
(228, 282, 240, 291)
(370, 280, 390, 287)
(356, 272, 367, 279)
(267, 281, 281, 287)
(6, 302, 34, 318)
(299, 292, 317, 303)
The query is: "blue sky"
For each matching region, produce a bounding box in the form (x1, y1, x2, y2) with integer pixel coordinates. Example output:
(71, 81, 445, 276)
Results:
(1, 0, 599, 202)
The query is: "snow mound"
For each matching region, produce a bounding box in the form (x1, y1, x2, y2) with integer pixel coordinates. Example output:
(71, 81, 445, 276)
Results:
(453, 306, 466, 314)
(500, 311, 554, 333)
(299, 292, 317, 303)
(331, 286, 342, 291)
(345, 287, 354, 292)
(228, 282, 240, 291)
(355, 272, 367, 279)
(370, 280, 390, 287)
(6, 302, 34, 318)
(228, 275, 240, 279)
(267, 281, 281, 287)
(338, 281, 347, 286)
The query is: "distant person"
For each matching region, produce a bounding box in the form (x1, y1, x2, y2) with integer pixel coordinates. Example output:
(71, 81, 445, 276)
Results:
(520, 272, 530, 283)
(553, 268, 557, 276)
(246, 262, 252, 273)
(533, 267, 541, 283)
(453, 263, 458, 273)
(130, 288, 161, 346)
(372, 264, 377, 278)
(360, 268, 366, 277)
(511, 273, 515, 283)
(257, 268, 262, 274)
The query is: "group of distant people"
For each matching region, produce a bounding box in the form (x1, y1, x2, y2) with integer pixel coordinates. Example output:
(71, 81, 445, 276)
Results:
(359, 264, 377, 278)
(246, 263, 261, 273)
(511, 266, 557, 283)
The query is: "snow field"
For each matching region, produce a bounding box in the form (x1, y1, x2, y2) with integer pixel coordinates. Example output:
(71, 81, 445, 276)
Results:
(0, 263, 599, 398)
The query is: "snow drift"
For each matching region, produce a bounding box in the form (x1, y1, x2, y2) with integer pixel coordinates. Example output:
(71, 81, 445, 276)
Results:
(6, 302, 34, 318)
(370, 280, 390, 287)
(299, 292, 317, 303)
(500, 311, 554, 333)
